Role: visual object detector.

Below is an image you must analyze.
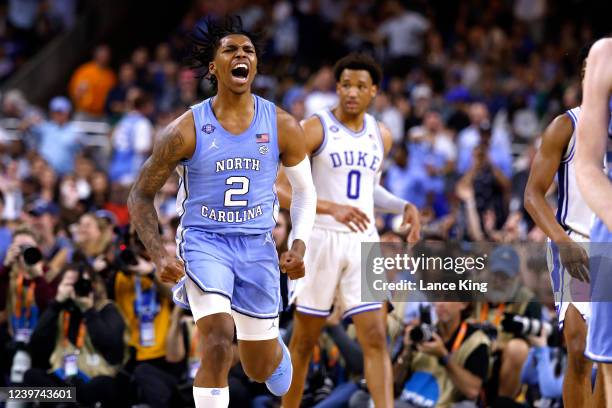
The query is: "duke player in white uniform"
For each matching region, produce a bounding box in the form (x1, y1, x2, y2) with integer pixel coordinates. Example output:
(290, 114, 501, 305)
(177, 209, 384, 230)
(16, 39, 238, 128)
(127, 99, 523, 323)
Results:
(128, 17, 316, 408)
(525, 45, 604, 405)
(277, 53, 421, 408)
(576, 37, 612, 406)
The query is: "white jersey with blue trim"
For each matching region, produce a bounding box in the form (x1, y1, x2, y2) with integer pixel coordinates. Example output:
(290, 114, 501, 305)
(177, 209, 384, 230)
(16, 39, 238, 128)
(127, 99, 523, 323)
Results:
(556, 106, 593, 237)
(310, 109, 384, 232)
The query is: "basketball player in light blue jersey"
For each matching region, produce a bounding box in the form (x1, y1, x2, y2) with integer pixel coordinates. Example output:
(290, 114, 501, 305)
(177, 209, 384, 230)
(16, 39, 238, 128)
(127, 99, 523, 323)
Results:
(128, 17, 317, 408)
(576, 37, 612, 405)
(525, 43, 605, 408)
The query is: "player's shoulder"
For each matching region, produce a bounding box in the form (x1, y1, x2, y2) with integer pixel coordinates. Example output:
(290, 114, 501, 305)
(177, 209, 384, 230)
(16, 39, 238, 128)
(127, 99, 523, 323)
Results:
(300, 113, 325, 135)
(169, 109, 196, 137)
(585, 39, 612, 82)
(548, 109, 575, 133)
(153, 109, 196, 161)
(589, 38, 612, 59)
(275, 105, 306, 153)
(375, 119, 392, 138)
(275, 105, 301, 132)
(374, 119, 393, 154)
(538, 110, 575, 152)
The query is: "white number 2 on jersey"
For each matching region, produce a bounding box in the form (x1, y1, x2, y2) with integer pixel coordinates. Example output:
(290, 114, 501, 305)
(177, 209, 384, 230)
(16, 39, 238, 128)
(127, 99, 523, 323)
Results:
(224, 176, 250, 207)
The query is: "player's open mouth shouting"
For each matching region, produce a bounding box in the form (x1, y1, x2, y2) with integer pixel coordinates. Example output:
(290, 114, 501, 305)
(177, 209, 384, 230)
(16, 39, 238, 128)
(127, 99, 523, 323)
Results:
(231, 61, 249, 85)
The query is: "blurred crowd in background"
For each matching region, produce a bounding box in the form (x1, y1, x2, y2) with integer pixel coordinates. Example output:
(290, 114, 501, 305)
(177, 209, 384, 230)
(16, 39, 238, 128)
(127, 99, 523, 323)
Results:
(0, 0, 599, 406)
(0, 0, 80, 82)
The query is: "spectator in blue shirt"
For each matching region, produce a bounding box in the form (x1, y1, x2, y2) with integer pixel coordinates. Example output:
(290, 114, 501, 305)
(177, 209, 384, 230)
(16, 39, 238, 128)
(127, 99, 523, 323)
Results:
(521, 325, 564, 407)
(30, 96, 82, 176)
(109, 92, 154, 185)
(456, 102, 513, 178)
(0, 192, 11, 265)
(385, 143, 428, 209)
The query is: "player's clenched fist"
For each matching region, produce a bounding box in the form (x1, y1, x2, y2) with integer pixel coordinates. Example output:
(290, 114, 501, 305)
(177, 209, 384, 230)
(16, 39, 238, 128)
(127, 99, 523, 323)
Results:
(280, 250, 305, 279)
(157, 258, 185, 283)
(280, 239, 306, 279)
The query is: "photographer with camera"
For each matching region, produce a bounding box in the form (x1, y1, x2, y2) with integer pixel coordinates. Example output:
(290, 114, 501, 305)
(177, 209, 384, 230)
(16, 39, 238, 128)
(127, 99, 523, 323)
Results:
(23, 263, 125, 406)
(125, 304, 204, 408)
(457, 121, 512, 237)
(0, 226, 55, 385)
(111, 226, 173, 402)
(22, 200, 75, 284)
(474, 245, 543, 407)
(519, 319, 565, 407)
(392, 302, 491, 408)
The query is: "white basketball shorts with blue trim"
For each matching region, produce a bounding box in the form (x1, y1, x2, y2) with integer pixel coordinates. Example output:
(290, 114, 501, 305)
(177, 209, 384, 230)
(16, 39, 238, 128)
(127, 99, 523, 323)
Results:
(546, 230, 591, 328)
(289, 227, 383, 318)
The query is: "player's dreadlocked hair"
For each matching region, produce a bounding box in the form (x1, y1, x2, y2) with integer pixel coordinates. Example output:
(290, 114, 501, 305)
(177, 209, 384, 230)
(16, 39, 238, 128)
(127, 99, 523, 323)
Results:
(333, 52, 383, 86)
(187, 15, 263, 88)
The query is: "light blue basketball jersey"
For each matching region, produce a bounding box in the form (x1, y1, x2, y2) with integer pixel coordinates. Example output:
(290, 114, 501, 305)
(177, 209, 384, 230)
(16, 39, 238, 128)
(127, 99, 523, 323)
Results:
(585, 99, 612, 361)
(176, 95, 280, 237)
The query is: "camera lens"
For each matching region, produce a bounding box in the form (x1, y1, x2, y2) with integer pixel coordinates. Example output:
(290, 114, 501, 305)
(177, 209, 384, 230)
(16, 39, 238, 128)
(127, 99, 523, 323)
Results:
(74, 275, 92, 297)
(410, 326, 425, 343)
(21, 246, 43, 266)
(119, 248, 138, 266)
(410, 324, 433, 343)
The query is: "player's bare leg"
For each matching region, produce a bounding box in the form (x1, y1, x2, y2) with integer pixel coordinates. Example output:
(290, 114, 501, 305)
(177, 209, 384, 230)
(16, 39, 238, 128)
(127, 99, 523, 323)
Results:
(594, 362, 606, 408)
(282, 312, 327, 408)
(238, 338, 283, 382)
(563, 304, 594, 407)
(353, 308, 393, 408)
(599, 363, 612, 407)
(193, 313, 235, 407)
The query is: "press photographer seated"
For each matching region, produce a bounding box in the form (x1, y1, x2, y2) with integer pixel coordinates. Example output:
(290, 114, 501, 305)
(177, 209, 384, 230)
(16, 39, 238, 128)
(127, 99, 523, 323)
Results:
(113, 228, 172, 362)
(111, 227, 174, 404)
(473, 246, 543, 407)
(0, 225, 55, 384)
(23, 263, 126, 406)
(393, 302, 491, 408)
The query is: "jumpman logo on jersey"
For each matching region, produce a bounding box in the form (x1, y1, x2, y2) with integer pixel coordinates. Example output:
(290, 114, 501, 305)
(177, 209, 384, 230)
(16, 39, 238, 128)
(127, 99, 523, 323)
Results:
(268, 320, 277, 330)
(208, 138, 219, 150)
(263, 232, 274, 246)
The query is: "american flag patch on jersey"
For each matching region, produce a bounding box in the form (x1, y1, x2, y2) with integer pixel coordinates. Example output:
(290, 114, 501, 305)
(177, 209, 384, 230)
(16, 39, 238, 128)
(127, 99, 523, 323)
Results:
(256, 133, 269, 143)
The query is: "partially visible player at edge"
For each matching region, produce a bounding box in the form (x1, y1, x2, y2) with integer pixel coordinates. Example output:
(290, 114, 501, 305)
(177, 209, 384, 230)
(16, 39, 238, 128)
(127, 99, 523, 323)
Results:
(277, 53, 421, 408)
(127, 17, 316, 408)
(524, 42, 604, 408)
(575, 37, 612, 406)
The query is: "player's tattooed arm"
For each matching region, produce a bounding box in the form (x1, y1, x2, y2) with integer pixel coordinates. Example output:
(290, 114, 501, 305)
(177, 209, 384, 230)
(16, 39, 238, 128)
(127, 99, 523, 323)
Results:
(576, 38, 612, 229)
(128, 111, 195, 281)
